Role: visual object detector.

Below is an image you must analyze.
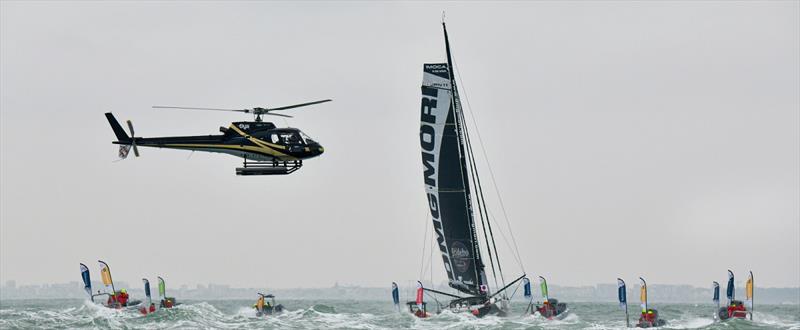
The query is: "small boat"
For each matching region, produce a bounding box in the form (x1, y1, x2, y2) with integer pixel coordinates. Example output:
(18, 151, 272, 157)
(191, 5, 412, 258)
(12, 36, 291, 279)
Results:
(407, 302, 431, 318)
(406, 281, 432, 318)
(157, 277, 180, 308)
(715, 270, 753, 321)
(532, 276, 569, 320)
(80, 261, 141, 309)
(636, 277, 666, 328)
(139, 279, 156, 315)
(254, 293, 284, 316)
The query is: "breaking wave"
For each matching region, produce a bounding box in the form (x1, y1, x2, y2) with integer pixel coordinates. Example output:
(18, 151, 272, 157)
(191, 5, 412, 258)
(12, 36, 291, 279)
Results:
(0, 299, 797, 329)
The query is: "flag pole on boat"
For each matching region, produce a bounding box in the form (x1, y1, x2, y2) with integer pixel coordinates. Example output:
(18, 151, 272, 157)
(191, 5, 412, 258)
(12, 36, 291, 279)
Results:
(522, 277, 532, 315)
(142, 278, 152, 307)
(712, 281, 720, 321)
(98, 260, 116, 296)
(158, 277, 166, 302)
(746, 271, 754, 320)
(726, 270, 735, 305)
(618, 278, 629, 328)
(639, 277, 647, 315)
(391, 282, 400, 312)
(415, 281, 424, 311)
(80, 263, 93, 302)
(539, 276, 549, 303)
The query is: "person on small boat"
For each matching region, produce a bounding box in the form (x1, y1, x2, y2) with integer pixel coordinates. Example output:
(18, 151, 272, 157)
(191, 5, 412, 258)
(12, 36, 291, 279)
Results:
(716, 270, 753, 321)
(533, 277, 568, 319)
(107, 292, 118, 307)
(535, 299, 568, 319)
(117, 289, 129, 306)
(106, 288, 130, 307)
(636, 278, 666, 328)
(253, 293, 284, 316)
(406, 301, 430, 318)
(639, 309, 661, 327)
(161, 298, 174, 308)
(724, 300, 748, 319)
(140, 303, 156, 314)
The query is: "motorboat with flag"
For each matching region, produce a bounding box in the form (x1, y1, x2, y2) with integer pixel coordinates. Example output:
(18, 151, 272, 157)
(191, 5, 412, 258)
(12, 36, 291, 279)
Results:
(716, 270, 753, 321)
(254, 293, 284, 316)
(79, 261, 141, 309)
(532, 276, 569, 320)
(139, 279, 157, 315)
(636, 277, 666, 328)
(412, 18, 527, 318)
(157, 276, 180, 308)
(405, 281, 433, 318)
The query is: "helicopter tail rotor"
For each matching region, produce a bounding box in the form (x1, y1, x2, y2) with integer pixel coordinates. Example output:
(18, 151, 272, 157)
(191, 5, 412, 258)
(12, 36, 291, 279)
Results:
(126, 120, 140, 157)
(105, 112, 135, 159)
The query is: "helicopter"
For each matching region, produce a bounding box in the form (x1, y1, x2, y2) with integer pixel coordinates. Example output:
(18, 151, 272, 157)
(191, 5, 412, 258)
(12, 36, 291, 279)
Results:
(105, 99, 331, 175)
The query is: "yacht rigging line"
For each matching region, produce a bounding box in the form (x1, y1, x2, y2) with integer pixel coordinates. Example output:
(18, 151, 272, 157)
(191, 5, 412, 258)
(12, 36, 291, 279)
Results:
(458, 93, 503, 289)
(453, 58, 526, 274)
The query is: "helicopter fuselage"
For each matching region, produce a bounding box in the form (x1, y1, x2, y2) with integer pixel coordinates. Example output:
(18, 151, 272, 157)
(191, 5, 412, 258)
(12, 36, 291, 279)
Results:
(108, 115, 323, 162)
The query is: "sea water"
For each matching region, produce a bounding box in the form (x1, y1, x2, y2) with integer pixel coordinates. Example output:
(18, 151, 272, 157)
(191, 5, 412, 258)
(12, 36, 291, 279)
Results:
(1, 299, 798, 329)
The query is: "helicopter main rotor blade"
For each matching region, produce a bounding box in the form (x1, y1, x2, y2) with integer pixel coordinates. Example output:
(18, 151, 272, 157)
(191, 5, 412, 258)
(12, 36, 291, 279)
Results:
(152, 106, 250, 113)
(267, 99, 332, 111)
(264, 113, 293, 118)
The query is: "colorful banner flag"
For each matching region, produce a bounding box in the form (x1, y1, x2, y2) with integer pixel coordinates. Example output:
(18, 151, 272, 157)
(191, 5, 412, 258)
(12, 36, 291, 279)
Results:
(391, 282, 399, 306)
(98, 261, 113, 287)
(617, 278, 627, 310)
(523, 277, 531, 299)
(143, 279, 151, 298)
(639, 278, 648, 313)
(538, 276, 549, 302)
(158, 277, 166, 300)
(746, 273, 753, 300)
(415, 281, 424, 309)
(143, 279, 152, 306)
(726, 270, 735, 301)
(713, 281, 720, 303)
(80, 263, 92, 297)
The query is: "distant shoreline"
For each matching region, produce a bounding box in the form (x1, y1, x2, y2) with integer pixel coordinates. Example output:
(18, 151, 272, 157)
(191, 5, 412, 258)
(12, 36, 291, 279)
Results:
(2, 282, 798, 304)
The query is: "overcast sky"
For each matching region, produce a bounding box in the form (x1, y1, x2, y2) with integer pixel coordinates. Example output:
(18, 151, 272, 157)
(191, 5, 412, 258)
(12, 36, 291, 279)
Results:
(1, 1, 798, 291)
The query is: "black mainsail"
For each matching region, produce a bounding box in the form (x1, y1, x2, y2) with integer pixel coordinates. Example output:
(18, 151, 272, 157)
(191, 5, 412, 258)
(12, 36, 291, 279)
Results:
(420, 23, 487, 296)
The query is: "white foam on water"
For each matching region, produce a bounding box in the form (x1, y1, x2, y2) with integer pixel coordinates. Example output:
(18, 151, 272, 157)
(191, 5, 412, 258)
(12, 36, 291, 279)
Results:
(2, 300, 798, 329)
(751, 311, 800, 329)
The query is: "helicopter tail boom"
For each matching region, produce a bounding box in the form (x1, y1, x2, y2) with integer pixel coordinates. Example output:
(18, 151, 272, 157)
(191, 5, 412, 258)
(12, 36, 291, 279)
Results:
(105, 112, 131, 143)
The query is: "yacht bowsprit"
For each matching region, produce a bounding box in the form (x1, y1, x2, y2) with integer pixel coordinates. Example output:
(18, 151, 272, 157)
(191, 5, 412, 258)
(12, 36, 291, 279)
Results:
(414, 19, 526, 318)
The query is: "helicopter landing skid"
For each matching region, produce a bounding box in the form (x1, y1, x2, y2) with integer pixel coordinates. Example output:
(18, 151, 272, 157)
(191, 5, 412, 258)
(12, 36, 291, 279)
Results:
(236, 159, 302, 176)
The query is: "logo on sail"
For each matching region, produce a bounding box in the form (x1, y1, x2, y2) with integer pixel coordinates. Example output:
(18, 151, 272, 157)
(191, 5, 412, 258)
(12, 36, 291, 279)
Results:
(451, 241, 472, 273)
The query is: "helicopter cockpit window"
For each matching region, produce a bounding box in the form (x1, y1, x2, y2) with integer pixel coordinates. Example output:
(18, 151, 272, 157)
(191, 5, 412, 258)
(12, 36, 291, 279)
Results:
(269, 132, 304, 145)
(300, 131, 317, 145)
